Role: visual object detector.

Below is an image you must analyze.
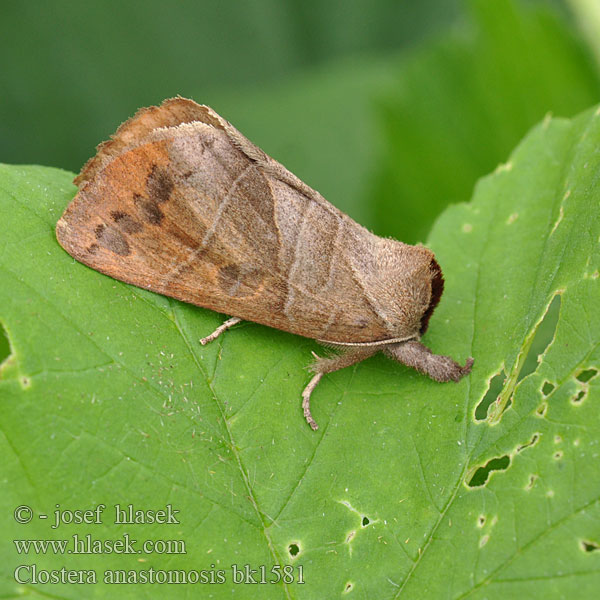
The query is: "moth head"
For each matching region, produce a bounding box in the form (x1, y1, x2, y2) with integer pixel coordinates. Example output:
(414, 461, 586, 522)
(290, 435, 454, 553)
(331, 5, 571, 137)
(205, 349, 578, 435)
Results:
(365, 240, 445, 339)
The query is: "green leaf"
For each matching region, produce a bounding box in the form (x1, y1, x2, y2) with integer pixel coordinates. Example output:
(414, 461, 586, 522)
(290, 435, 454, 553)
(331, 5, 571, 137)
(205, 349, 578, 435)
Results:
(0, 0, 462, 172)
(370, 0, 600, 244)
(567, 0, 600, 67)
(1, 103, 599, 598)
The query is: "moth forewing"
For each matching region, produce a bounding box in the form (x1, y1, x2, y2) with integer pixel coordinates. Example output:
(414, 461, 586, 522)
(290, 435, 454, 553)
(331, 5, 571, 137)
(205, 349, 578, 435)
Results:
(56, 97, 473, 431)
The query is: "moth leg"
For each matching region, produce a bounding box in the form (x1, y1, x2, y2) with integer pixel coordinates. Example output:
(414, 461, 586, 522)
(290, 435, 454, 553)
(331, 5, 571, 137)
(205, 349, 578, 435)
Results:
(384, 340, 473, 382)
(302, 373, 322, 431)
(302, 347, 378, 431)
(200, 317, 242, 345)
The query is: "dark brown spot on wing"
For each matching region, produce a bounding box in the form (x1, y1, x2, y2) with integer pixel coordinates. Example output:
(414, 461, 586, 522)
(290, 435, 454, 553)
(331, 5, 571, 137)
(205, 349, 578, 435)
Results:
(218, 264, 263, 298)
(146, 164, 174, 203)
(95, 224, 130, 256)
(87, 243, 99, 254)
(134, 193, 163, 225)
(110, 210, 143, 234)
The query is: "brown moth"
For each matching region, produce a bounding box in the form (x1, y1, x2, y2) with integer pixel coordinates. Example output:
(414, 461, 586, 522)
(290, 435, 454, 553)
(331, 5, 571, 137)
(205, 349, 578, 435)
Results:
(56, 97, 473, 430)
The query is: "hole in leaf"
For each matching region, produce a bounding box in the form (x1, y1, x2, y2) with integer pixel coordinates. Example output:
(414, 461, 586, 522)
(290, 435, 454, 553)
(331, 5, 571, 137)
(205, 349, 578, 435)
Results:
(576, 368, 598, 383)
(517, 294, 561, 382)
(288, 543, 300, 557)
(553, 451, 563, 460)
(477, 515, 486, 528)
(0, 320, 16, 379)
(571, 390, 586, 405)
(344, 582, 354, 593)
(581, 540, 600, 552)
(516, 433, 540, 453)
(0, 321, 9, 365)
(475, 369, 506, 420)
(361, 516, 370, 527)
(536, 402, 548, 418)
(525, 474, 538, 490)
(467, 455, 511, 488)
(541, 381, 555, 396)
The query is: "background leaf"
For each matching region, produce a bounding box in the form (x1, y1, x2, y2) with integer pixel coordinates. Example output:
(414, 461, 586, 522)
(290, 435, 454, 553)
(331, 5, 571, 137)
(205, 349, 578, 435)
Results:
(369, 0, 600, 243)
(0, 0, 463, 172)
(2, 0, 600, 597)
(1, 101, 599, 597)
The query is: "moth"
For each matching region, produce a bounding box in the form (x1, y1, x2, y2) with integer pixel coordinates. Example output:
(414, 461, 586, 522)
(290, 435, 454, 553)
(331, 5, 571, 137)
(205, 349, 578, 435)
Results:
(56, 97, 473, 430)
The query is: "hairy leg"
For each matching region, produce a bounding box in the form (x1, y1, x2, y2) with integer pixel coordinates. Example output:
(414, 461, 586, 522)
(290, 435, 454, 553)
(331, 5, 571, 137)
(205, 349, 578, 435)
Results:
(200, 317, 242, 345)
(384, 340, 473, 382)
(302, 347, 378, 430)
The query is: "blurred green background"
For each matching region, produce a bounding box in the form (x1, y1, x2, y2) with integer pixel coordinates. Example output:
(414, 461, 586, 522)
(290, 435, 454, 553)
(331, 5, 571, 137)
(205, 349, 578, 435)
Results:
(1, 0, 600, 362)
